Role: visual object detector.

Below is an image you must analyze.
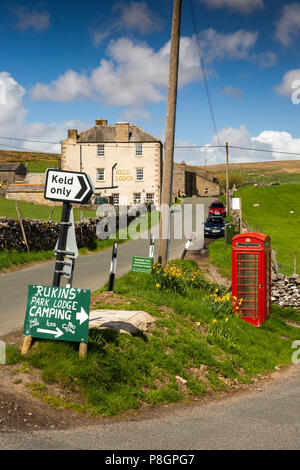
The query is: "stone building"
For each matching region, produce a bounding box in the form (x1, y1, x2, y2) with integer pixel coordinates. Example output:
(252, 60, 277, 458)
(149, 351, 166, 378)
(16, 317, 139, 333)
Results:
(0, 163, 27, 186)
(61, 118, 163, 207)
(172, 162, 220, 199)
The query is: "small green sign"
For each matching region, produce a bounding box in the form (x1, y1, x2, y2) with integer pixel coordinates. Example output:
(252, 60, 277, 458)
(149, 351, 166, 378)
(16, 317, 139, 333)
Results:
(23, 285, 90, 343)
(132, 256, 153, 273)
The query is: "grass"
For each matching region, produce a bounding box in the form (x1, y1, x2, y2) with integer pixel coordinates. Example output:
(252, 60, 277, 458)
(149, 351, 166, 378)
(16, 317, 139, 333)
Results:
(208, 238, 232, 279)
(6, 260, 300, 417)
(0, 197, 97, 221)
(23, 160, 59, 173)
(236, 184, 300, 275)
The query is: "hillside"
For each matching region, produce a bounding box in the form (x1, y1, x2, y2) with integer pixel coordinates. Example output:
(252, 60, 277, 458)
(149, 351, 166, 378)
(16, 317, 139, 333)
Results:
(236, 184, 300, 275)
(204, 160, 300, 185)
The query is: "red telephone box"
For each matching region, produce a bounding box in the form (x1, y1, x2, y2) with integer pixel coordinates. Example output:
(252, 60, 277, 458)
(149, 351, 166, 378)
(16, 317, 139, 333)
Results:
(232, 233, 271, 327)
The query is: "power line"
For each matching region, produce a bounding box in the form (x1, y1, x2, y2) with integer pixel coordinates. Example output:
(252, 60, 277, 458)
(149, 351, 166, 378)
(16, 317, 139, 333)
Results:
(0, 136, 59, 145)
(188, 0, 220, 146)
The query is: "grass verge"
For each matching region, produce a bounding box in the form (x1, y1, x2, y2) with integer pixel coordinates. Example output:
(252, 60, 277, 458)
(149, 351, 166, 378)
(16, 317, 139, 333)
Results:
(6, 260, 300, 417)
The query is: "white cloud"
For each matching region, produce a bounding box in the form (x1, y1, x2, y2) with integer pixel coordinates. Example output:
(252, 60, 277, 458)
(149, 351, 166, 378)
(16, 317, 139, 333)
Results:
(91, 1, 162, 46)
(12, 6, 50, 32)
(116, 1, 162, 34)
(275, 3, 300, 46)
(275, 69, 300, 100)
(175, 125, 300, 165)
(0, 72, 88, 154)
(199, 28, 258, 63)
(30, 28, 260, 111)
(221, 85, 243, 100)
(30, 70, 93, 103)
(198, 0, 264, 14)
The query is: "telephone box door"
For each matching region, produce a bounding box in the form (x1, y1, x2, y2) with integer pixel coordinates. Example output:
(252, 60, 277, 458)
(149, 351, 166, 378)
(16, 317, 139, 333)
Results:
(235, 251, 264, 326)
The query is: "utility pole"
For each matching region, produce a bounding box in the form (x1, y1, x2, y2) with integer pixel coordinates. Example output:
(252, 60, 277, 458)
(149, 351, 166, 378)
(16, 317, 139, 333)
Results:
(158, 0, 182, 265)
(226, 142, 230, 216)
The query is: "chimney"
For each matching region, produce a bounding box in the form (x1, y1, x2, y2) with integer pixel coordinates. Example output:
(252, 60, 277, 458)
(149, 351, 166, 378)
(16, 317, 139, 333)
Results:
(68, 129, 77, 141)
(115, 122, 129, 142)
(95, 117, 108, 126)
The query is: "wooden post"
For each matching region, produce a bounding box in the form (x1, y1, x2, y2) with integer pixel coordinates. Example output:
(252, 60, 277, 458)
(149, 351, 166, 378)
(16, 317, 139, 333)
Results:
(226, 142, 230, 216)
(15, 202, 29, 252)
(79, 342, 88, 359)
(158, 0, 182, 265)
(21, 336, 33, 355)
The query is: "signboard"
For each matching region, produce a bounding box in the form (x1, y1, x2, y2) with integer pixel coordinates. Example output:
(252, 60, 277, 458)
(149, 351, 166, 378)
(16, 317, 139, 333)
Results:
(132, 256, 153, 274)
(232, 198, 241, 211)
(44, 169, 94, 204)
(23, 285, 90, 343)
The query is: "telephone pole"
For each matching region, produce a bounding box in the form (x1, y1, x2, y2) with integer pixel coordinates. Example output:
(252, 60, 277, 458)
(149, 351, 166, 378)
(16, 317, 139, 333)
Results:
(158, 0, 182, 265)
(226, 142, 230, 215)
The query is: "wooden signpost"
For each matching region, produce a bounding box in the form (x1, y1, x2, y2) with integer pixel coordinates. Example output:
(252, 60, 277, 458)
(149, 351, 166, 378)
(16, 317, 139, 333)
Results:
(22, 169, 94, 358)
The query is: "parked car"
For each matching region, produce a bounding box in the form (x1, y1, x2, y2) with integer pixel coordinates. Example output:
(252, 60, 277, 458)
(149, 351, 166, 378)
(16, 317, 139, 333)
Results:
(208, 201, 226, 217)
(204, 216, 225, 237)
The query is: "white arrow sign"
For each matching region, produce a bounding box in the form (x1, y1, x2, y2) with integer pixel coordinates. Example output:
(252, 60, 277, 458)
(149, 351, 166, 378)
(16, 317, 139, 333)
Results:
(37, 327, 64, 338)
(76, 307, 89, 325)
(44, 169, 94, 204)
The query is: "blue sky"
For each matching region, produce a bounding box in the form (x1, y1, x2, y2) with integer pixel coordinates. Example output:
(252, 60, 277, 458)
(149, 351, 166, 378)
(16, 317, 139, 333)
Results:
(1, 0, 300, 164)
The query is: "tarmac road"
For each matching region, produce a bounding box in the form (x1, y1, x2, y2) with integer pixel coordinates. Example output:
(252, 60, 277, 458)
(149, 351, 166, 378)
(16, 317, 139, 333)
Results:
(0, 365, 299, 449)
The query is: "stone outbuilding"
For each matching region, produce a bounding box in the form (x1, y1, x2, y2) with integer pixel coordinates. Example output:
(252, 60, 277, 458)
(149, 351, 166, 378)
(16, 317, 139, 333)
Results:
(0, 163, 27, 186)
(172, 162, 220, 199)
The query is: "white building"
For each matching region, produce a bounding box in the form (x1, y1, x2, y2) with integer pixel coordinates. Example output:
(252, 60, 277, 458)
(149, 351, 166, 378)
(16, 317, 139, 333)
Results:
(61, 118, 163, 206)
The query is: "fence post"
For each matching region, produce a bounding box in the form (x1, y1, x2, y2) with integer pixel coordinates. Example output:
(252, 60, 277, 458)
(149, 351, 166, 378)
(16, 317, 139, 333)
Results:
(271, 249, 279, 274)
(15, 202, 29, 252)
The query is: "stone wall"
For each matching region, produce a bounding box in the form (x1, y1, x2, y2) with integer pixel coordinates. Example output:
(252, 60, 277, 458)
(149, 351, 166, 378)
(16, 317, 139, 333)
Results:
(0, 214, 136, 252)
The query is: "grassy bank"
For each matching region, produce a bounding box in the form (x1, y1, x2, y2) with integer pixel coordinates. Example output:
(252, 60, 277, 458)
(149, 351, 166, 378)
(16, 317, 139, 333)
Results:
(6, 260, 300, 417)
(236, 185, 300, 275)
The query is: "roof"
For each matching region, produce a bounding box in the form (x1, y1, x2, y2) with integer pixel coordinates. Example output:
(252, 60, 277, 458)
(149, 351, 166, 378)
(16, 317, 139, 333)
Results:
(76, 124, 161, 144)
(232, 232, 270, 242)
(0, 163, 26, 172)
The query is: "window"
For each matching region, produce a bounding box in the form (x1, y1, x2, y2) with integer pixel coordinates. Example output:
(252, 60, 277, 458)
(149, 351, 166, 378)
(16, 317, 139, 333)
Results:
(135, 144, 143, 156)
(146, 193, 154, 204)
(97, 145, 105, 157)
(133, 193, 141, 204)
(96, 168, 105, 181)
(136, 168, 144, 181)
(113, 193, 119, 205)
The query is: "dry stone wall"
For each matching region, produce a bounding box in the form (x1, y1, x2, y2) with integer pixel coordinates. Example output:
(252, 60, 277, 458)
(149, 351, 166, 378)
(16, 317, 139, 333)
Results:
(0, 215, 135, 252)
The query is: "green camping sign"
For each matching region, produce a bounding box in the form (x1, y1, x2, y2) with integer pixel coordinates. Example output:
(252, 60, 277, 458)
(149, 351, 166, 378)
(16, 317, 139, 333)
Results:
(23, 285, 90, 343)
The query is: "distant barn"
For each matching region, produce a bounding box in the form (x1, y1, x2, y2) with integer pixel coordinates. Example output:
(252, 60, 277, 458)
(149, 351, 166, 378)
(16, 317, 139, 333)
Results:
(0, 163, 27, 185)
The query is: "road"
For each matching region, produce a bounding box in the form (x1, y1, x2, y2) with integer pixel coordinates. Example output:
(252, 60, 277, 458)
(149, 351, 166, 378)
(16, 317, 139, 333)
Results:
(0, 197, 213, 336)
(0, 365, 299, 449)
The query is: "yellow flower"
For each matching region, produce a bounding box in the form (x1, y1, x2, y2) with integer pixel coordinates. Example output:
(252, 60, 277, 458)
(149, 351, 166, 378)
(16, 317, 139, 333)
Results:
(156, 283, 161, 288)
(196, 322, 201, 326)
(212, 319, 217, 324)
(225, 318, 229, 323)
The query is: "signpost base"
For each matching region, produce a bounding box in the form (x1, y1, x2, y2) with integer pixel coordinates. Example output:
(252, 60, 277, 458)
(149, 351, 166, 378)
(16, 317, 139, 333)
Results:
(21, 336, 33, 355)
(79, 342, 88, 359)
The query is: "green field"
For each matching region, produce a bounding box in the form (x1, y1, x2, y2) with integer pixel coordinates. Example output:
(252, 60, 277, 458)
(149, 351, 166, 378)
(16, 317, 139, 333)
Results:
(22, 160, 59, 173)
(236, 184, 300, 275)
(0, 197, 96, 221)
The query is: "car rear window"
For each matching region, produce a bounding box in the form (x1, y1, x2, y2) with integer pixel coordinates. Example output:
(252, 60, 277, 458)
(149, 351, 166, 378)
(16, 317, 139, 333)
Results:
(207, 217, 224, 224)
(210, 203, 225, 208)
